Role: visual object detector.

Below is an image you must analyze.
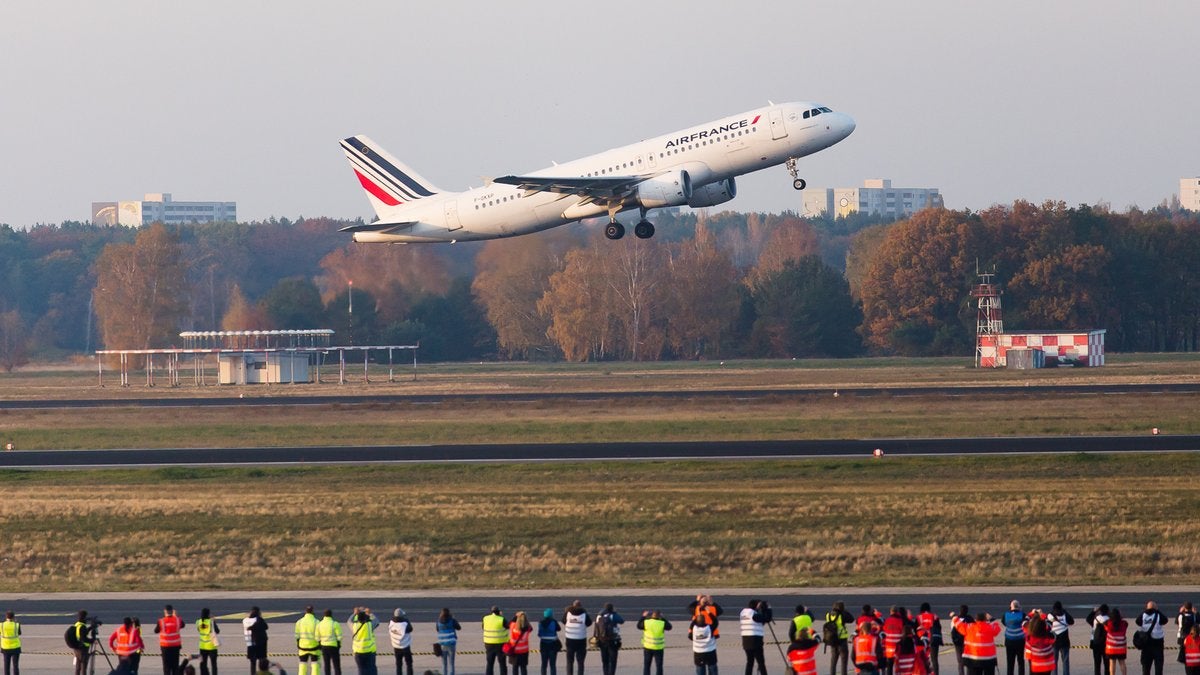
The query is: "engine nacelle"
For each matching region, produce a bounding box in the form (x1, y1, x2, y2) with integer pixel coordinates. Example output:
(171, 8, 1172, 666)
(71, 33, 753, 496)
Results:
(635, 170, 692, 209)
(686, 178, 737, 208)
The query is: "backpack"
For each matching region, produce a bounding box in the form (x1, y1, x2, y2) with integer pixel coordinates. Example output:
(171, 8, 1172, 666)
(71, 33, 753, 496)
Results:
(823, 615, 841, 644)
(593, 614, 612, 643)
(65, 625, 82, 649)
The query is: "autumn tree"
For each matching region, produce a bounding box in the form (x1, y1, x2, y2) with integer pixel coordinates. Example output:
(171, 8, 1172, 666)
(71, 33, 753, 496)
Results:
(93, 223, 189, 349)
(472, 235, 570, 359)
(843, 223, 891, 300)
(746, 216, 820, 287)
(661, 225, 741, 358)
(0, 310, 30, 371)
(860, 209, 985, 355)
(261, 277, 326, 330)
(538, 244, 619, 361)
(220, 284, 268, 331)
(318, 244, 450, 324)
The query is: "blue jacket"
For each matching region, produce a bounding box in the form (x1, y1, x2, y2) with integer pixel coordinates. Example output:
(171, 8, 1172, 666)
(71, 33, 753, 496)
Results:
(1003, 611, 1026, 641)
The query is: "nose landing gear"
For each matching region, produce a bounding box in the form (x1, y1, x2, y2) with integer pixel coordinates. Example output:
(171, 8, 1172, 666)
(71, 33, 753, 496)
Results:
(786, 158, 806, 190)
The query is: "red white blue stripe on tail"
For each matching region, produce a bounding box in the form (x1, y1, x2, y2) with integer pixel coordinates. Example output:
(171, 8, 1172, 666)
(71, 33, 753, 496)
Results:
(340, 135, 442, 217)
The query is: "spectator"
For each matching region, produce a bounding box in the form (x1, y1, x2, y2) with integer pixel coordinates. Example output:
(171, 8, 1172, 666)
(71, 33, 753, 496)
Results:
(637, 609, 671, 675)
(1046, 602, 1073, 675)
(790, 627, 822, 675)
(435, 608, 461, 675)
(916, 603, 942, 675)
(740, 599, 772, 675)
(387, 609, 413, 675)
(594, 604, 623, 675)
(537, 609, 561, 675)
(1182, 625, 1200, 675)
(349, 608, 379, 675)
(690, 614, 719, 675)
(949, 607, 972, 675)
(1086, 605, 1111, 675)
(1104, 608, 1128, 675)
(1002, 601, 1027, 675)
(956, 612, 1001, 675)
(827, 601, 857, 675)
(508, 611, 532, 675)
(561, 601, 591, 675)
(244, 608, 270, 675)
(1135, 602, 1167, 675)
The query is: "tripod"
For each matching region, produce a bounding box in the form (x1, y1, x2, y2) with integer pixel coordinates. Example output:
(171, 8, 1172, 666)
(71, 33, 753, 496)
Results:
(87, 627, 116, 675)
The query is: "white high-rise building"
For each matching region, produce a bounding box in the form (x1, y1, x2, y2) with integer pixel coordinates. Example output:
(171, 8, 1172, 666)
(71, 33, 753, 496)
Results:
(802, 179, 943, 219)
(92, 193, 236, 226)
(1181, 178, 1200, 212)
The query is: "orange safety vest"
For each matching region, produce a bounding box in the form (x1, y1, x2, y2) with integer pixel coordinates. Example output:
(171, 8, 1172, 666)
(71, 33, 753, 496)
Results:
(789, 642, 820, 675)
(855, 633, 880, 667)
(895, 653, 918, 675)
(1027, 636, 1055, 673)
(694, 605, 720, 638)
(158, 615, 183, 648)
(1184, 635, 1200, 667)
(959, 622, 1001, 661)
(509, 624, 530, 655)
(111, 627, 138, 657)
(1104, 620, 1127, 656)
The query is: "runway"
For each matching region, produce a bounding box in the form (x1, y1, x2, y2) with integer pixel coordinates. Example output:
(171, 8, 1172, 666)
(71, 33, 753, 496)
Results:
(2, 381, 1198, 410)
(1, 434, 1197, 469)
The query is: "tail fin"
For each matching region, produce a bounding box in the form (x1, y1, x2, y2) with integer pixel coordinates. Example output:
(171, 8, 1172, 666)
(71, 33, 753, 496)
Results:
(340, 135, 443, 218)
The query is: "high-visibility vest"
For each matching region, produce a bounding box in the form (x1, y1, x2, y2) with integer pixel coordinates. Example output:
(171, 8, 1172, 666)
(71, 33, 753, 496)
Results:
(75, 621, 93, 648)
(436, 619, 457, 646)
(826, 612, 850, 640)
(741, 608, 765, 637)
(0, 620, 19, 650)
(317, 617, 342, 648)
(112, 626, 138, 657)
(642, 619, 666, 650)
(1184, 635, 1200, 667)
(296, 614, 320, 651)
(1027, 636, 1055, 673)
(895, 653, 917, 675)
(483, 614, 508, 645)
(882, 617, 905, 658)
(158, 615, 183, 648)
(509, 624, 530, 654)
(564, 612, 588, 641)
(789, 642, 820, 675)
(917, 613, 940, 640)
(959, 622, 1000, 661)
(691, 623, 716, 653)
(351, 618, 376, 654)
(794, 614, 814, 637)
(696, 606, 721, 638)
(1104, 620, 1127, 656)
(197, 619, 217, 651)
(855, 633, 879, 666)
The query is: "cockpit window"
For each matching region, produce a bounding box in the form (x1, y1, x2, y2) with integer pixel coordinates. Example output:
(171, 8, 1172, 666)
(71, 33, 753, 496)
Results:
(819, 106, 833, 113)
(810, 108, 822, 117)
(803, 110, 810, 119)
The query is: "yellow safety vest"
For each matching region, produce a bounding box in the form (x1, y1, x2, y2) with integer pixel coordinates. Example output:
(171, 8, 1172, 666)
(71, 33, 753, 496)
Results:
(197, 619, 217, 651)
(351, 618, 376, 654)
(641, 618, 666, 650)
(482, 614, 508, 645)
(317, 617, 342, 648)
(0, 620, 19, 650)
(793, 615, 813, 636)
(296, 614, 320, 652)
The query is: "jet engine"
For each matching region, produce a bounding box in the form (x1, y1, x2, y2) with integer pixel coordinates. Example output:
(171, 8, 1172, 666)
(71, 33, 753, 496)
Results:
(635, 170, 692, 209)
(686, 178, 737, 208)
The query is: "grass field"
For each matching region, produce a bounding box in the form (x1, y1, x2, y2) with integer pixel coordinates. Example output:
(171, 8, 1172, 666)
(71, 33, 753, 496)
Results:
(2, 454, 1197, 592)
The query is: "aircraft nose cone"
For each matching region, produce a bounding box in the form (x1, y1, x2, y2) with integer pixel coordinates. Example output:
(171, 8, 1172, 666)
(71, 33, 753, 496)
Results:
(840, 113, 856, 139)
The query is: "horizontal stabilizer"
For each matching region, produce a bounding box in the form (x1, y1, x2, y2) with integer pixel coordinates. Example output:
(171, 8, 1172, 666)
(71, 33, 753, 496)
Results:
(338, 221, 416, 235)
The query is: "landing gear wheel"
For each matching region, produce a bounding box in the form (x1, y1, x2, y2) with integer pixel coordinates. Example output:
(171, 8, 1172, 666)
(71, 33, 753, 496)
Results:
(604, 222, 626, 240)
(634, 220, 655, 239)
(785, 157, 805, 190)
(793, 178, 806, 190)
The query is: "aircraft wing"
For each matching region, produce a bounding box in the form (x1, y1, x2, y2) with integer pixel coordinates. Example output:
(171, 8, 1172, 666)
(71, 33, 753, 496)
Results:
(338, 221, 416, 235)
(492, 174, 648, 201)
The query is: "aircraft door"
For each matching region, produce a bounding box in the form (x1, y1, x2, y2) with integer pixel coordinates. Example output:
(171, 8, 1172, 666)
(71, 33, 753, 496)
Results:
(769, 108, 788, 140)
(444, 199, 462, 231)
(645, 152, 657, 169)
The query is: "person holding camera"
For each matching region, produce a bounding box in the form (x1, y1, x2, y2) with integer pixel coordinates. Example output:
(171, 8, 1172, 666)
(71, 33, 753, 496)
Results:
(295, 606, 322, 675)
(1, 611, 20, 675)
(157, 605, 186, 675)
(349, 607, 379, 675)
(740, 599, 772, 675)
(197, 608, 220, 675)
(318, 609, 344, 675)
(244, 607, 271, 675)
(637, 609, 671, 675)
(70, 610, 95, 675)
(111, 617, 147, 672)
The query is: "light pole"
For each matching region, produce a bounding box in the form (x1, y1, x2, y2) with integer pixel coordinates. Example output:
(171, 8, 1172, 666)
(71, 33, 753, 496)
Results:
(347, 279, 353, 346)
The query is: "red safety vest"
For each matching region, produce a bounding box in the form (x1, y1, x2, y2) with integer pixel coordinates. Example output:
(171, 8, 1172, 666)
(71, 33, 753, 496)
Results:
(1027, 635, 1055, 673)
(1104, 620, 1127, 656)
(111, 627, 138, 657)
(509, 624, 530, 655)
(855, 633, 880, 667)
(918, 613, 939, 635)
(158, 615, 183, 648)
(959, 622, 1001, 661)
(1184, 635, 1200, 667)
(790, 643, 820, 675)
(882, 617, 905, 658)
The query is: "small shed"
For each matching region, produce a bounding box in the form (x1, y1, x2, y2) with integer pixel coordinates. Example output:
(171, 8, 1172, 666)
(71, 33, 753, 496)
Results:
(979, 330, 1105, 367)
(218, 352, 311, 384)
(1005, 348, 1045, 370)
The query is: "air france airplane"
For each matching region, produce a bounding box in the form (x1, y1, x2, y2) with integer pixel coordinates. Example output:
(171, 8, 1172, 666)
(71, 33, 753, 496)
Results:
(340, 101, 854, 243)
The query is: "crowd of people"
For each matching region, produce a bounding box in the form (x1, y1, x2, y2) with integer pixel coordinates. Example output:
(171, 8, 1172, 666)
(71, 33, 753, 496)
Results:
(1, 597, 1199, 675)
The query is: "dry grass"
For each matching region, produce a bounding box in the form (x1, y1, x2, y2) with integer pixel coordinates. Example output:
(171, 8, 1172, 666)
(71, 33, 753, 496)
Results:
(3, 455, 1199, 591)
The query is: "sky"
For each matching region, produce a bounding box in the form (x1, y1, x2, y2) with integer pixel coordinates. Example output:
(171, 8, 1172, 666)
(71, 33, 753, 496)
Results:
(1, 1, 1197, 228)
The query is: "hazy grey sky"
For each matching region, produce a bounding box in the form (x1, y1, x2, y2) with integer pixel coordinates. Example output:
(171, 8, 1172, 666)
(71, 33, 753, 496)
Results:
(1, 1, 1196, 228)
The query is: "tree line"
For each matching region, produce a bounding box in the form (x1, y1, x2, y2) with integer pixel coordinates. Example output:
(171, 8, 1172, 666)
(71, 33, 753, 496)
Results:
(0, 201, 1197, 369)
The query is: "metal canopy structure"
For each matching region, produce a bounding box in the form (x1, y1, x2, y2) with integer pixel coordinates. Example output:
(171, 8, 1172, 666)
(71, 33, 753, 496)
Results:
(97, 329, 417, 387)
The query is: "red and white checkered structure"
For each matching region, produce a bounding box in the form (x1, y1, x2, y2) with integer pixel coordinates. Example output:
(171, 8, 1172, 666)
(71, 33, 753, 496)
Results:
(977, 330, 1106, 367)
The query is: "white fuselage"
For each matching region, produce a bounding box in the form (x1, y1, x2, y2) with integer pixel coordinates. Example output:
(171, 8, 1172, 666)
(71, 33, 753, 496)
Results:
(354, 102, 854, 243)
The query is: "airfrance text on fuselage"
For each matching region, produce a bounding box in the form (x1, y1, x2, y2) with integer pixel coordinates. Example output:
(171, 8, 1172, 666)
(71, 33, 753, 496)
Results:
(664, 118, 755, 149)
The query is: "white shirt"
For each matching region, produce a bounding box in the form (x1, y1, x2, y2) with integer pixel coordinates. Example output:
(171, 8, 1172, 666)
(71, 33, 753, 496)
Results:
(692, 624, 716, 653)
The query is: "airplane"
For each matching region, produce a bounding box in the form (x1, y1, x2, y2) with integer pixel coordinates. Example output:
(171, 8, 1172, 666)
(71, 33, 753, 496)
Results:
(339, 101, 855, 243)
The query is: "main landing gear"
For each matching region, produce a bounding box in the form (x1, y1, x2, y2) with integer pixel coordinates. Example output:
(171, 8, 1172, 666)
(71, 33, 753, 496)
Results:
(605, 208, 656, 240)
(786, 157, 806, 190)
